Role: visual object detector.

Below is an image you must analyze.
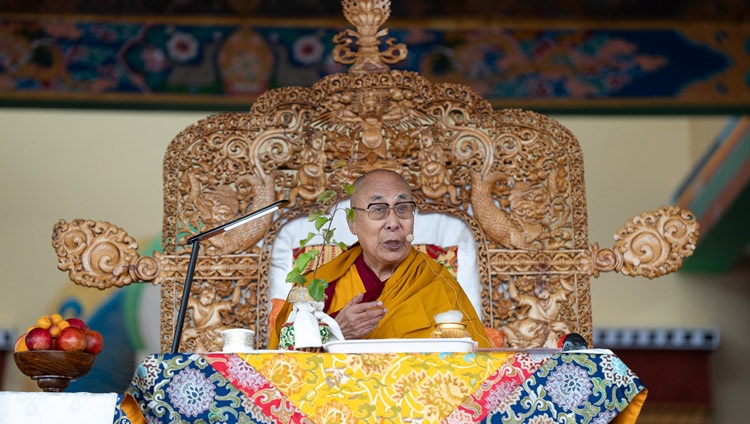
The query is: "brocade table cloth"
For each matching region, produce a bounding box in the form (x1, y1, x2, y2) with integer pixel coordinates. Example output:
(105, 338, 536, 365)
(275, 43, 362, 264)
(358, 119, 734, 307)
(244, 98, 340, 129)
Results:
(122, 350, 646, 423)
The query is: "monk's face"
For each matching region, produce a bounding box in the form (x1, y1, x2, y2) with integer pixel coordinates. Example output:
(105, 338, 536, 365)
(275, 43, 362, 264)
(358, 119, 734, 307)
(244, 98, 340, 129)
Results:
(348, 170, 415, 277)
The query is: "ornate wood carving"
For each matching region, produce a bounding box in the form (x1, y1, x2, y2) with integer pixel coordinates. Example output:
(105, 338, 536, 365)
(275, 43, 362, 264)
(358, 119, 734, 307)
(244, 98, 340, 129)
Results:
(51, 219, 159, 289)
(590, 207, 700, 279)
(50, 0, 699, 353)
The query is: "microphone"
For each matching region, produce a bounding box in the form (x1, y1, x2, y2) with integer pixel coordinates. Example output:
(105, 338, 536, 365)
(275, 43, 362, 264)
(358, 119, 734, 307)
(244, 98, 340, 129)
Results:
(405, 234, 414, 242)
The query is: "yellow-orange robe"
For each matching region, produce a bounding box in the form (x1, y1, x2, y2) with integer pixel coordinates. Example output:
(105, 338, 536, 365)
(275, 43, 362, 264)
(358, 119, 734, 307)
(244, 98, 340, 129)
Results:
(269, 245, 490, 348)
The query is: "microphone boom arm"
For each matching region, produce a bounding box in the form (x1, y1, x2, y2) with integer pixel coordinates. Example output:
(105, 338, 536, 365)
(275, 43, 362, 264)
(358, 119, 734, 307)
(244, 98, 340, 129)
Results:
(186, 199, 290, 243)
(171, 199, 289, 353)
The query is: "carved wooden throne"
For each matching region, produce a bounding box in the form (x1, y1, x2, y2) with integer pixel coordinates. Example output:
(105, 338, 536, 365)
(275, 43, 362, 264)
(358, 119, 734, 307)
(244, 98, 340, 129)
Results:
(51, 0, 699, 353)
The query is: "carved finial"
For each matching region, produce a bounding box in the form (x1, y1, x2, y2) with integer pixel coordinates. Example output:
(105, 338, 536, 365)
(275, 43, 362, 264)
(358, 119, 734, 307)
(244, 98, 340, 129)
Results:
(591, 206, 700, 279)
(333, 0, 407, 74)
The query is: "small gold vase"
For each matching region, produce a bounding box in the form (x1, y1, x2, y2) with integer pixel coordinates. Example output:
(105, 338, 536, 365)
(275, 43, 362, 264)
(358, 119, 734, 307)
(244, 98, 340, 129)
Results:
(430, 322, 471, 339)
(287, 285, 316, 303)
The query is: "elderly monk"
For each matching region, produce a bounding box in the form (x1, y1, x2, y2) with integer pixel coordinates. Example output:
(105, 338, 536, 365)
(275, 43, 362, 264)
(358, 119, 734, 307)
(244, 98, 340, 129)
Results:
(269, 169, 490, 348)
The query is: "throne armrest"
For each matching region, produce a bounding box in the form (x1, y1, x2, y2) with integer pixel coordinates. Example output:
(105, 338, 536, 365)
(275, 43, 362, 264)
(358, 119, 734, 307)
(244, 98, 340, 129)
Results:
(51, 219, 160, 289)
(591, 206, 699, 278)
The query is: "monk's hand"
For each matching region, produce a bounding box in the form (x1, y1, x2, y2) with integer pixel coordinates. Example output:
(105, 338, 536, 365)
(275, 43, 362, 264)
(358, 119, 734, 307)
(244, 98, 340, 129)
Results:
(335, 293, 387, 339)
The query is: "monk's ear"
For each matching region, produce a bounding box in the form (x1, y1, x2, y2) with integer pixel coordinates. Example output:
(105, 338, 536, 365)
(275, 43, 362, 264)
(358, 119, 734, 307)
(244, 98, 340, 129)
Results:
(346, 212, 358, 236)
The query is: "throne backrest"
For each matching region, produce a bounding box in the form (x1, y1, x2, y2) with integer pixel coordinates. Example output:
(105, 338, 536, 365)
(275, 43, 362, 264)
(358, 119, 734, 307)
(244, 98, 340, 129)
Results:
(155, 70, 593, 351)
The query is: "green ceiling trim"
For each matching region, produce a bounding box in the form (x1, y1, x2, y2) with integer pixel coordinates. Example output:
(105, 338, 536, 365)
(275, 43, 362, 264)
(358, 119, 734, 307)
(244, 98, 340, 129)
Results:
(675, 117, 750, 273)
(688, 122, 749, 220)
(680, 186, 750, 273)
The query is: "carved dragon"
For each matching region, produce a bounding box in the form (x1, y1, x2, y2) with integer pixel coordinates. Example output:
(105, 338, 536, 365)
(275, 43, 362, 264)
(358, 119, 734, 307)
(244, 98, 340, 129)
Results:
(479, 172, 569, 249)
(184, 171, 279, 255)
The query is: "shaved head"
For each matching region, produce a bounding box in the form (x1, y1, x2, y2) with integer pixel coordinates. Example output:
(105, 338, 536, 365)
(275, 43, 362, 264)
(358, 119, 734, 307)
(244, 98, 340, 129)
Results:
(347, 168, 415, 280)
(352, 169, 411, 206)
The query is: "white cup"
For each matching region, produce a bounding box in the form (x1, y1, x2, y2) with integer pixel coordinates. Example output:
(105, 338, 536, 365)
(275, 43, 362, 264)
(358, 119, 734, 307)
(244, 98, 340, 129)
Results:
(221, 328, 256, 353)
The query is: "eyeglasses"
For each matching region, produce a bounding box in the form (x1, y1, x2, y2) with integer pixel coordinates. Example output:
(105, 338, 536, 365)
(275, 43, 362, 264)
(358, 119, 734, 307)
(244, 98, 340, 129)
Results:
(351, 201, 417, 220)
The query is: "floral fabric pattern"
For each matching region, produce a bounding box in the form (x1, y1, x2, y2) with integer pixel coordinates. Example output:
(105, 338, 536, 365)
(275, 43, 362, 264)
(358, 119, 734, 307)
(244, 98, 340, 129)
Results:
(124, 351, 646, 424)
(545, 363, 594, 411)
(486, 353, 645, 423)
(165, 367, 216, 417)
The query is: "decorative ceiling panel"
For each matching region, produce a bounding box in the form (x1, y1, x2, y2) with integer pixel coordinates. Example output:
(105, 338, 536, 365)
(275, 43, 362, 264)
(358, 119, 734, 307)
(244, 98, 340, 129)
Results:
(0, 1, 748, 112)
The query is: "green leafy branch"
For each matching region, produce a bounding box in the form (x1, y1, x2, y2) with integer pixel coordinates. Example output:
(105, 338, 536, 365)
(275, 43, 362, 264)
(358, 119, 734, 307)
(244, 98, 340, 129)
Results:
(285, 183, 356, 302)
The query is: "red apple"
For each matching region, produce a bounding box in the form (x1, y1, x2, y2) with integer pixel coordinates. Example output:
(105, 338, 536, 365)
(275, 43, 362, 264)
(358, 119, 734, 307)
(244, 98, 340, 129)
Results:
(25, 328, 53, 350)
(55, 327, 87, 352)
(65, 318, 89, 331)
(84, 330, 104, 355)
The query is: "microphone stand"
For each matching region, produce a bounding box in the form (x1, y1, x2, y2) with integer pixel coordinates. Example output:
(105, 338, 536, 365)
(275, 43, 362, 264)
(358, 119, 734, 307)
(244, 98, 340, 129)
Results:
(170, 199, 289, 354)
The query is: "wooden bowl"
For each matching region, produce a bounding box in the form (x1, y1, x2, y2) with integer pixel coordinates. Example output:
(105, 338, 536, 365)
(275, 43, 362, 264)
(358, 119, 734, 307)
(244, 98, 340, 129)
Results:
(13, 350, 96, 392)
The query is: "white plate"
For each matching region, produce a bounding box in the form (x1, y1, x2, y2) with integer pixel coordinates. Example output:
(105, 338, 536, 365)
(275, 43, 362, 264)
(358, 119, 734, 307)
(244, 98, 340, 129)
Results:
(476, 348, 614, 355)
(477, 348, 562, 354)
(227, 349, 307, 354)
(324, 338, 478, 353)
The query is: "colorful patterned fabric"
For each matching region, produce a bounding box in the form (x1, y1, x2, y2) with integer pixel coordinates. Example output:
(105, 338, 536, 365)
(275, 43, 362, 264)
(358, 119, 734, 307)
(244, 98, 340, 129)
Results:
(125, 351, 646, 423)
(416, 244, 458, 277)
(0, 18, 738, 111)
(113, 394, 140, 424)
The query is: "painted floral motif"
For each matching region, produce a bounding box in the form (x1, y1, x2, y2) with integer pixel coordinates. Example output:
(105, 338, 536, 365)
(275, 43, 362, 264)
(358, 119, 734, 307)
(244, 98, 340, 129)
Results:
(344, 352, 398, 374)
(132, 354, 161, 390)
(293, 34, 325, 65)
(484, 380, 521, 411)
(390, 369, 428, 403)
(226, 354, 267, 390)
(514, 352, 549, 373)
(141, 46, 168, 73)
(166, 31, 199, 63)
(545, 363, 593, 411)
(526, 416, 559, 424)
(218, 27, 272, 96)
(257, 355, 305, 395)
(1, 18, 733, 108)
(443, 408, 476, 424)
(323, 366, 351, 387)
(311, 400, 357, 424)
(601, 355, 637, 388)
(419, 372, 473, 417)
(237, 397, 276, 424)
(165, 367, 216, 417)
(592, 409, 618, 423)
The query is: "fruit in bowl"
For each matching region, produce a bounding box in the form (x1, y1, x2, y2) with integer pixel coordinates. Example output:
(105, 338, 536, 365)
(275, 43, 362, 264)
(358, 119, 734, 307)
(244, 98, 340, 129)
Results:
(14, 314, 104, 391)
(55, 327, 87, 352)
(84, 330, 104, 355)
(24, 327, 54, 350)
(15, 314, 103, 354)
